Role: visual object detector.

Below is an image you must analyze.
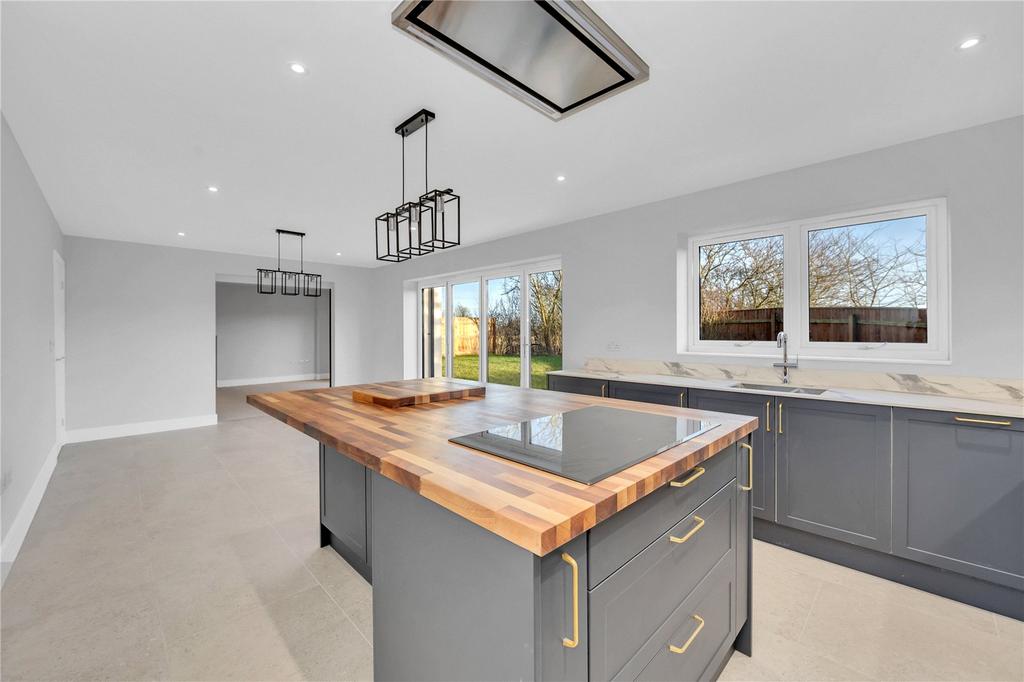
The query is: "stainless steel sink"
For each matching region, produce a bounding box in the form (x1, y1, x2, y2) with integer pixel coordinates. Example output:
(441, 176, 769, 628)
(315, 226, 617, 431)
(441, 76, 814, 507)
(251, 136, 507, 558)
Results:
(734, 383, 828, 395)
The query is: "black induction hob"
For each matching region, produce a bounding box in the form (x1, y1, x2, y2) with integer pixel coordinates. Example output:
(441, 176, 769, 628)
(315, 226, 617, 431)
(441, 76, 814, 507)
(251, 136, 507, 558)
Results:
(449, 405, 719, 485)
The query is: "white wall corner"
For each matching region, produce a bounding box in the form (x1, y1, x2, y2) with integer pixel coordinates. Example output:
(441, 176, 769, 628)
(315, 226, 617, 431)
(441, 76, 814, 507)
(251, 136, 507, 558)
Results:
(1, 439, 62, 567)
(65, 414, 218, 443)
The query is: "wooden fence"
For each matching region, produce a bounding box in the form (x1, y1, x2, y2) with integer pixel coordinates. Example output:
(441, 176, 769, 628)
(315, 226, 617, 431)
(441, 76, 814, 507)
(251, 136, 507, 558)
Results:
(701, 307, 927, 343)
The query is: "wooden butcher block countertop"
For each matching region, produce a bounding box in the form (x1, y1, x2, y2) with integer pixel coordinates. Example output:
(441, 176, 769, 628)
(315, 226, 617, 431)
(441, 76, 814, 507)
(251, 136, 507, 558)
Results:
(247, 380, 757, 556)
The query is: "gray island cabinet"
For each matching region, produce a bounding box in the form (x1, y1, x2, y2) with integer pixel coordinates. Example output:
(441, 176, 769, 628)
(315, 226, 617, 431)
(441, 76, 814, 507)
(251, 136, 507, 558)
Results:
(248, 381, 756, 682)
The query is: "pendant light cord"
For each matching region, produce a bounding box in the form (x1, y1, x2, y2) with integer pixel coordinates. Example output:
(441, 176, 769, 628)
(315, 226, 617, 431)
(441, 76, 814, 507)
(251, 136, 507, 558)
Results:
(277, 231, 281, 272)
(425, 118, 429, 194)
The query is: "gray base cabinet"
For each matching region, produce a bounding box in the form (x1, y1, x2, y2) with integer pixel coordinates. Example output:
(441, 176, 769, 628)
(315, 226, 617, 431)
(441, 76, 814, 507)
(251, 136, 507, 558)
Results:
(893, 409, 1024, 590)
(548, 374, 608, 396)
(608, 381, 686, 407)
(320, 445, 371, 581)
(776, 398, 892, 552)
(688, 389, 775, 521)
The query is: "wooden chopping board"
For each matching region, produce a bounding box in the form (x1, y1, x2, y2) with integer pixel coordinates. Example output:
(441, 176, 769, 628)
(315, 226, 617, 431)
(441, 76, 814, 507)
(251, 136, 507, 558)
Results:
(351, 378, 486, 408)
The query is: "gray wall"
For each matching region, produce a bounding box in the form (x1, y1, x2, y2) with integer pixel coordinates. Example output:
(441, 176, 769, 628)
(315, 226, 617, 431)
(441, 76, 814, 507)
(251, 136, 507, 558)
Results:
(1, 116, 65, 543)
(365, 117, 1024, 382)
(66, 237, 371, 430)
(215, 282, 329, 383)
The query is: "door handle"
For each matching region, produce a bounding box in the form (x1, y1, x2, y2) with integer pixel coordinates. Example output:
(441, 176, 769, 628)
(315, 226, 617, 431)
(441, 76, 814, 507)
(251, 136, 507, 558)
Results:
(954, 416, 1012, 427)
(668, 615, 705, 654)
(778, 402, 783, 434)
(561, 552, 580, 648)
(739, 443, 753, 492)
(765, 401, 771, 432)
(600, 384, 606, 397)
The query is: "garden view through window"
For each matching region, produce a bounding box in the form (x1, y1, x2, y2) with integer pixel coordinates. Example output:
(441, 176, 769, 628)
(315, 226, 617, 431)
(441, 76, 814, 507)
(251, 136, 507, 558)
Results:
(697, 214, 928, 345)
(420, 263, 562, 389)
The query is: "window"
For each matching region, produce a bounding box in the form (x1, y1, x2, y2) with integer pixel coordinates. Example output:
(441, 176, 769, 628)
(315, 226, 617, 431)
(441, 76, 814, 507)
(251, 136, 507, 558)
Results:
(686, 199, 949, 362)
(418, 260, 562, 388)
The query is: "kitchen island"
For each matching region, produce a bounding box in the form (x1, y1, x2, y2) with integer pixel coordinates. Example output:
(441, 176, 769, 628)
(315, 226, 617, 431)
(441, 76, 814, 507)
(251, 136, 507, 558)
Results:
(248, 379, 757, 682)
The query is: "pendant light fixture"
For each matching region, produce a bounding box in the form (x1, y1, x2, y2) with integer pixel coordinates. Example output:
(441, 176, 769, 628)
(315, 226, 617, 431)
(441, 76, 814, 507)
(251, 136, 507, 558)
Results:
(375, 109, 460, 263)
(257, 229, 322, 297)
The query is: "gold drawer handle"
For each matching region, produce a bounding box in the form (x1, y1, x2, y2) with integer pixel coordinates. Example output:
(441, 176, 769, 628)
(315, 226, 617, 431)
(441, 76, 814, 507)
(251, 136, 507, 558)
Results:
(765, 401, 771, 432)
(668, 615, 705, 654)
(600, 384, 607, 397)
(670, 467, 705, 488)
(669, 516, 705, 544)
(561, 552, 580, 649)
(739, 443, 753, 492)
(778, 402, 783, 434)
(954, 416, 1012, 427)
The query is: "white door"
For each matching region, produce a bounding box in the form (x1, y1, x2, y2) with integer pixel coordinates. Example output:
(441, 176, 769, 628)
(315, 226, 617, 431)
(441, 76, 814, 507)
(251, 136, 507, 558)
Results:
(53, 251, 66, 440)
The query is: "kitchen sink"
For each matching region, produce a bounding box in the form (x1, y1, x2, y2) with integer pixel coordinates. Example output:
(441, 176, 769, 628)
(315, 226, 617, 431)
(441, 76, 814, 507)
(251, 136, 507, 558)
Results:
(734, 383, 828, 395)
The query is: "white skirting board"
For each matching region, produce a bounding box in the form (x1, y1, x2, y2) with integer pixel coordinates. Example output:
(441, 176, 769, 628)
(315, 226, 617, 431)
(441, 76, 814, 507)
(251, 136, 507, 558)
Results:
(65, 413, 218, 444)
(1, 439, 61, 566)
(216, 373, 329, 388)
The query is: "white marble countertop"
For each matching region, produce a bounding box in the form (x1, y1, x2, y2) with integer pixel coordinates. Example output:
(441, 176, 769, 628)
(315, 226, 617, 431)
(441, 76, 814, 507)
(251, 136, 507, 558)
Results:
(548, 369, 1024, 419)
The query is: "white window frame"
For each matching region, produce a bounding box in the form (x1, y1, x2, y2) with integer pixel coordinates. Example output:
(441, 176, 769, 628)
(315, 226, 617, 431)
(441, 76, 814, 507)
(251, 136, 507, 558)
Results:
(686, 198, 950, 363)
(416, 258, 562, 386)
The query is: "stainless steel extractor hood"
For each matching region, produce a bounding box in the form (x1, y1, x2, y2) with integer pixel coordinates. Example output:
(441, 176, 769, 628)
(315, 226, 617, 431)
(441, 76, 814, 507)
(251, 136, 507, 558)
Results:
(392, 0, 649, 120)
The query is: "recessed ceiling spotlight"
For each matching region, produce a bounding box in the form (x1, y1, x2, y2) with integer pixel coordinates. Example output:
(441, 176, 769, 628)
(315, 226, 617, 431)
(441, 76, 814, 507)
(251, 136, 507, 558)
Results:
(335, 252, 341, 256)
(207, 185, 219, 193)
(958, 36, 982, 50)
(289, 62, 308, 75)
(177, 232, 186, 237)
(556, 175, 566, 182)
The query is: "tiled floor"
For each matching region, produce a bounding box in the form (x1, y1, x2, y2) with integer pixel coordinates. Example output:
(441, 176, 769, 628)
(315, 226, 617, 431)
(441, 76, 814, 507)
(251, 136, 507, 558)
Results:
(2, 386, 1021, 681)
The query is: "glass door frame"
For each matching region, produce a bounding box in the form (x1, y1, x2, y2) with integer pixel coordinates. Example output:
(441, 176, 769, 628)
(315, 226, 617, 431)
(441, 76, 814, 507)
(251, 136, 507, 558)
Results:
(417, 258, 561, 388)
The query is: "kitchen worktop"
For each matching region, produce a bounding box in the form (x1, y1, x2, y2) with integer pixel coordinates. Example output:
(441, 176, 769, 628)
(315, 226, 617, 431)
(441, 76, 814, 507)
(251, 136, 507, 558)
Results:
(548, 369, 1024, 419)
(247, 379, 756, 555)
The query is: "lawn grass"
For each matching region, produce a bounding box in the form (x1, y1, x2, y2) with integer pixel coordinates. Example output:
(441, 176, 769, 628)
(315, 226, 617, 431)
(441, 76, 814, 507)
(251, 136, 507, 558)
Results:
(452, 354, 562, 389)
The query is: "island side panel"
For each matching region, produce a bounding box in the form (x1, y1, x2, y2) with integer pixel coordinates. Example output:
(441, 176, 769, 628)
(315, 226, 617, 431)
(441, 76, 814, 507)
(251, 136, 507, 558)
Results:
(735, 434, 753, 657)
(320, 444, 372, 582)
(371, 472, 542, 682)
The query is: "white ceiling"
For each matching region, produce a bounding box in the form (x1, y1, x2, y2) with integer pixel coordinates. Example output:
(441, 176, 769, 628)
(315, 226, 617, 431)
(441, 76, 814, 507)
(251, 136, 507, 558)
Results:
(3, 1, 1021, 267)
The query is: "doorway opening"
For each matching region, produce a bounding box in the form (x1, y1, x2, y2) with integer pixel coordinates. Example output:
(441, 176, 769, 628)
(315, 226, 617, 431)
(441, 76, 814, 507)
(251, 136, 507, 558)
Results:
(214, 281, 331, 422)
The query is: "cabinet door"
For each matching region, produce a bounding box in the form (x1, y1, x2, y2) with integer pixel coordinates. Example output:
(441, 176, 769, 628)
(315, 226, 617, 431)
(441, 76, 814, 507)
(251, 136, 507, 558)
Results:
(608, 381, 686, 407)
(687, 389, 774, 521)
(547, 374, 607, 396)
(893, 409, 1024, 590)
(321, 445, 369, 564)
(539, 534, 589, 682)
(776, 399, 892, 552)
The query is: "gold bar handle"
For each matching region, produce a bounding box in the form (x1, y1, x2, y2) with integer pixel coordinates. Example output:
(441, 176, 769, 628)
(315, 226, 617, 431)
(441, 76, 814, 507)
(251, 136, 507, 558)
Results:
(668, 615, 705, 654)
(954, 416, 1012, 427)
(739, 443, 753, 492)
(600, 384, 606, 397)
(678, 392, 685, 408)
(670, 467, 705, 488)
(778, 402, 783, 434)
(765, 401, 771, 432)
(669, 516, 705, 544)
(561, 552, 580, 649)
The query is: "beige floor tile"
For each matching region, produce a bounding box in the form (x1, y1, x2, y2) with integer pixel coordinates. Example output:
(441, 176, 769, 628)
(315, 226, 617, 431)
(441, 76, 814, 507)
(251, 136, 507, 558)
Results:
(273, 512, 324, 561)
(1, 588, 167, 681)
(305, 547, 374, 643)
(800, 581, 1023, 681)
(721, 630, 868, 682)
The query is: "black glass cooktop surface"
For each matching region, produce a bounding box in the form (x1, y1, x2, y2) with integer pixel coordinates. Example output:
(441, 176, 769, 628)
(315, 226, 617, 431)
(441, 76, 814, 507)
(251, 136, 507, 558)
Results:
(449, 405, 718, 484)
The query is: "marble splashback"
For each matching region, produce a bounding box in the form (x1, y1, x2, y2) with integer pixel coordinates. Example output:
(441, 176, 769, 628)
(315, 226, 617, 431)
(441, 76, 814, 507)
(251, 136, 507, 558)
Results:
(581, 357, 1024, 406)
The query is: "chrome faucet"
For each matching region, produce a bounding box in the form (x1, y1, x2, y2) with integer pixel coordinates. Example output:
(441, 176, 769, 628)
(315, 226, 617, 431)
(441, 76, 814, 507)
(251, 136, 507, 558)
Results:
(773, 331, 798, 384)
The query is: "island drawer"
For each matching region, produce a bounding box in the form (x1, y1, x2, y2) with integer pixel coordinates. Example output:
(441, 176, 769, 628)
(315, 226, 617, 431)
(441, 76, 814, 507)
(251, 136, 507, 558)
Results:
(634, 554, 737, 682)
(588, 444, 738, 588)
(588, 483, 737, 681)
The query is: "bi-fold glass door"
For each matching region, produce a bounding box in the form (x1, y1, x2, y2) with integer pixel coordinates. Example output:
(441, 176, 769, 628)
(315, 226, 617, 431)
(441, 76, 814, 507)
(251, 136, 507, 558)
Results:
(419, 261, 561, 389)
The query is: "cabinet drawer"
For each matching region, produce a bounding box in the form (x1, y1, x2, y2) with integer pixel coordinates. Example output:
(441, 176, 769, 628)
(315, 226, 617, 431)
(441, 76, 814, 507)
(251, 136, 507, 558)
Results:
(589, 444, 738, 587)
(608, 381, 686, 407)
(588, 483, 736, 681)
(547, 374, 608, 396)
(635, 554, 737, 682)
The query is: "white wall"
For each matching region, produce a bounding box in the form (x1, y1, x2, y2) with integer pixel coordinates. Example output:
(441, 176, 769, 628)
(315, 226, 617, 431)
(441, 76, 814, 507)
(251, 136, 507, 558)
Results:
(1, 116, 65, 554)
(366, 117, 1024, 382)
(66, 237, 372, 433)
(215, 282, 329, 384)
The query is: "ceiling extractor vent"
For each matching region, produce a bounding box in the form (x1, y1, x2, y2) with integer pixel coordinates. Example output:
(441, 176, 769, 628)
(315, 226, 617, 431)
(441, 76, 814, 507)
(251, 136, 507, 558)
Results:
(392, 0, 649, 121)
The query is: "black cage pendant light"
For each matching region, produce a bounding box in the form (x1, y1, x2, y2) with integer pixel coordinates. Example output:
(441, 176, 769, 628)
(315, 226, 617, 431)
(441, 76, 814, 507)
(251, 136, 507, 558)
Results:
(257, 229, 322, 297)
(375, 109, 460, 263)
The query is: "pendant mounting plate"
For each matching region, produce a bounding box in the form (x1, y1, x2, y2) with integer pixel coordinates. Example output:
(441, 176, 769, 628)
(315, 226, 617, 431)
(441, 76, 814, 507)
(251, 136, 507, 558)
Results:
(396, 109, 436, 137)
